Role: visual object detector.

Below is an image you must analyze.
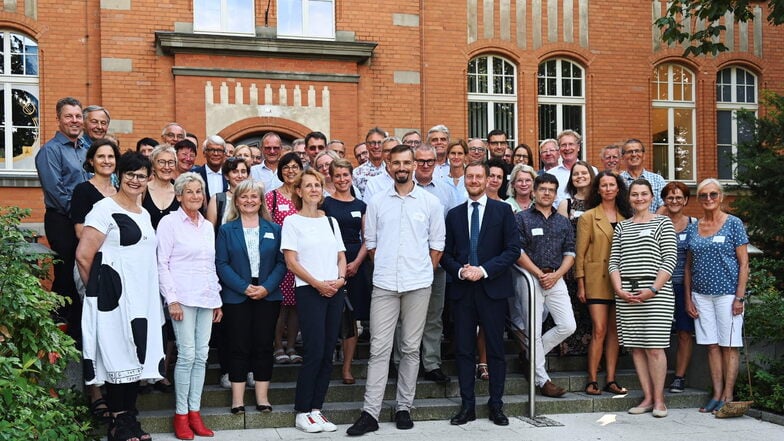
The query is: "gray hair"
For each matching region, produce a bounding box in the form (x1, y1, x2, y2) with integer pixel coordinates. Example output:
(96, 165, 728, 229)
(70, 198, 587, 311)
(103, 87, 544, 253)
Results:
(261, 132, 281, 144)
(600, 144, 621, 158)
(150, 145, 176, 164)
(161, 122, 185, 137)
(383, 136, 401, 146)
(314, 149, 339, 165)
(173, 172, 205, 196)
(557, 129, 582, 145)
(203, 135, 226, 150)
(539, 138, 558, 152)
(415, 143, 437, 156)
(696, 178, 724, 197)
(427, 124, 450, 141)
(507, 164, 537, 198)
(83, 105, 111, 122)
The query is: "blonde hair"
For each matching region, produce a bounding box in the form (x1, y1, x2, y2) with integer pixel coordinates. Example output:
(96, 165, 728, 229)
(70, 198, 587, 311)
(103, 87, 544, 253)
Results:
(291, 168, 325, 210)
(225, 180, 272, 222)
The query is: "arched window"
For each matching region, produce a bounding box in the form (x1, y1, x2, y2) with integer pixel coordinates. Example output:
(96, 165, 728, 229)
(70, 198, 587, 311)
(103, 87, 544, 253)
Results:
(537, 58, 585, 150)
(1, 31, 40, 171)
(467, 55, 517, 143)
(651, 64, 696, 181)
(716, 66, 757, 180)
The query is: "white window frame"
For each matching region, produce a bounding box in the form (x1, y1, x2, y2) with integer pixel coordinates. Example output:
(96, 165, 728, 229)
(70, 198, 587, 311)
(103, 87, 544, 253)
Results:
(1, 30, 40, 173)
(193, 0, 256, 36)
(277, 0, 336, 40)
(651, 64, 697, 182)
(537, 58, 586, 159)
(716, 66, 758, 182)
(467, 55, 518, 144)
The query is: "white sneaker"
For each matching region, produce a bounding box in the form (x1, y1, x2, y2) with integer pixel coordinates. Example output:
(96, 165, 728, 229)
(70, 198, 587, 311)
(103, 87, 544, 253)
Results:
(219, 373, 231, 389)
(310, 410, 337, 432)
(295, 412, 323, 433)
(247, 372, 255, 388)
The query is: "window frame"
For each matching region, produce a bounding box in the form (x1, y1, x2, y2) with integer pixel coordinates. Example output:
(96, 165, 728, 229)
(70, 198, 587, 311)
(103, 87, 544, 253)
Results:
(650, 63, 697, 182)
(277, 0, 336, 40)
(1, 30, 40, 173)
(193, 0, 256, 36)
(716, 66, 758, 182)
(537, 58, 586, 158)
(467, 54, 518, 144)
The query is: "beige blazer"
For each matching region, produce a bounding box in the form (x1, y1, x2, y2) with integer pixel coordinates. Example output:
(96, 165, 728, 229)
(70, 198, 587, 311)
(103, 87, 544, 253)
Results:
(575, 205, 625, 300)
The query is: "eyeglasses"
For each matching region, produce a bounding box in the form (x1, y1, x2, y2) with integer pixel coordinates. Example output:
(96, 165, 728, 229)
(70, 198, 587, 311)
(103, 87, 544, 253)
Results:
(163, 132, 185, 140)
(488, 141, 507, 146)
(281, 164, 301, 172)
(540, 149, 559, 155)
(514, 154, 529, 160)
(665, 196, 685, 203)
(403, 140, 421, 147)
(697, 191, 720, 201)
(124, 172, 149, 181)
(367, 141, 383, 146)
(156, 160, 176, 168)
(623, 149, 644, 155)
(415, 159, 436, 166)
(89, 119, 109, 127)
(430, 137, 448, 143)
(205, 148, 225, 155)
(468, 147, 486, 153)
(307, 145, 326, 151)
(536, 187, 556, 194)
(294, 151, 307, 158)
(263, 146, 281, 151)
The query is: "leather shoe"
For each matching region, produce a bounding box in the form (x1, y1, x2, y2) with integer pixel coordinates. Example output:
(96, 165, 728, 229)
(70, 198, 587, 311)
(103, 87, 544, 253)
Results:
(450, 406, 476, 425)
(424, 368, 451, 384)
(346, 411, 379, 436)
(394, 410, 413, 430)
(539, 380, 566, 398)
(488, 407, 509, 426)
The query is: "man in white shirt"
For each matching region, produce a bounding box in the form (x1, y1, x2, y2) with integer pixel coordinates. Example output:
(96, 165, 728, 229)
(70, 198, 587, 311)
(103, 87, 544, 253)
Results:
(427, 125, 451, 179)
(362, 136, 399, 202)
(193, 135, 228, 202)
(347, 145, 445, 436)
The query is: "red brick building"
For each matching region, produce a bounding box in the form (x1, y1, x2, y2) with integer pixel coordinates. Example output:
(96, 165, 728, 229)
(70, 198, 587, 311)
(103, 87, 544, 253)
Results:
(2, 1, 783, 221)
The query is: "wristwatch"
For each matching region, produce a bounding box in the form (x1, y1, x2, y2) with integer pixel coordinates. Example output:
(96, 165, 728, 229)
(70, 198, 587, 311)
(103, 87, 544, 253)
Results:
(649, 286, 658, 295)
(734, 297, 746, 303)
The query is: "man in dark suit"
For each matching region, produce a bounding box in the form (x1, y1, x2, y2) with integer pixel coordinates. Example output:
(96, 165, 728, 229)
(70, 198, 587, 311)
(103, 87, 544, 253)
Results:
(440, 161, 521, 426)
(193, 135, 229, 203)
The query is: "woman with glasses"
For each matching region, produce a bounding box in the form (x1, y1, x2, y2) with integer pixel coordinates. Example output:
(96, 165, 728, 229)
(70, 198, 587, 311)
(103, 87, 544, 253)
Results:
(685, 179, 749, 414)
(505, 164, 536, 213)
(660, 182, 697, 394)
(76, 152, 163, 441)
(143, 145, 180, 230)
(267, 152, 305, 364)
(513, 144, 534, 167)
(314, 150, 340, 195)
(609, 178, 676, 417)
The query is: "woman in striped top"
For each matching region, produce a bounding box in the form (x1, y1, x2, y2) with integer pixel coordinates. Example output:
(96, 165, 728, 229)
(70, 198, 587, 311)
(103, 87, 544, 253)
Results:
(608, 178, 677, 418)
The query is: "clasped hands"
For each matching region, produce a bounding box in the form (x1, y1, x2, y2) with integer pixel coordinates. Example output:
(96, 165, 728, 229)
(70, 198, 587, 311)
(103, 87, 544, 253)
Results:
(245, 284, 269, 300)
(314, 278, 345, 298)
(460, 264, 484, 282)
(616, 288, 653, 303)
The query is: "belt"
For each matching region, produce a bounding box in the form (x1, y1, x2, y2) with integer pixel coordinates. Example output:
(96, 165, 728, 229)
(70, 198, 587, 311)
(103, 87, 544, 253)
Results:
(621, 276, 656, 290)
(541, 268, 555, 273)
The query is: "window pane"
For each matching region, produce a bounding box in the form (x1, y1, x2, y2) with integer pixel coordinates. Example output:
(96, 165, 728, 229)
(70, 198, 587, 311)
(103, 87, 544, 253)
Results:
(674, 144, 694, 180)
(738, 116, 754, 143)
(562, 106, 582, 135)
(494, 102, 516, 139)
(538, 104, 557, 141)
(468, 102, 488, 140)
(0, 33, 4, 75)
(674, 108, 693, 142)
(227, 0, 255, 34)
(194, 0, 221, 32)
(11, 89, 38, 127)
(652, 144, 669, 179)
(717, 144, 734, 180)
(716, 110, 732, 144)
(308, 0, 334, 38)
(278, 0, 303, 36)
(652, 108, 668, 144)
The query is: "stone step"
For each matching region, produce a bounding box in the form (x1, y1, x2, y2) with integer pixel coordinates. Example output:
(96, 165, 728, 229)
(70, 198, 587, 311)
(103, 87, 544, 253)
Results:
(135, 387, 710, 433)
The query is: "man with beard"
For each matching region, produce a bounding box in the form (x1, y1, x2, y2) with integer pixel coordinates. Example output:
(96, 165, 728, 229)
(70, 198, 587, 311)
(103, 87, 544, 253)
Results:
(347, 145, 445, 436)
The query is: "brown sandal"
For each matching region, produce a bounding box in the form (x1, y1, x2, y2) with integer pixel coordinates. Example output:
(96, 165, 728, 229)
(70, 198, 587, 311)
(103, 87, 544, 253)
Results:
(604, 381, 628, 395)
(584, 381, 601, 395)
(476, 363, 489, 380)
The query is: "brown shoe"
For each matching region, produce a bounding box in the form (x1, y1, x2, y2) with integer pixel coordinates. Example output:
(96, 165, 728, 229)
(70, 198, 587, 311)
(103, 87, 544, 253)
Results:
(540, 380, 566, 398)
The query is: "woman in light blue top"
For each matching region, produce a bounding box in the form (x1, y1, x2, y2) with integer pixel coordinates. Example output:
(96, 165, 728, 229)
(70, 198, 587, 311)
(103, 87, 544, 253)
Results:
(685, 178, 749, 414)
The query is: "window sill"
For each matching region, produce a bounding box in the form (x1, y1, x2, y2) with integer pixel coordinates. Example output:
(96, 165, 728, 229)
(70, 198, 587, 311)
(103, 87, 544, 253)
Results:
(0, 172, 41, 188)
(155, 31, 376, 63)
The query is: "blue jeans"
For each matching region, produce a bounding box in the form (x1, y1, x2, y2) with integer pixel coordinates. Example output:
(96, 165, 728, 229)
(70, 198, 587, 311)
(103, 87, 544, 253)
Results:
(171, 305, 213, 414)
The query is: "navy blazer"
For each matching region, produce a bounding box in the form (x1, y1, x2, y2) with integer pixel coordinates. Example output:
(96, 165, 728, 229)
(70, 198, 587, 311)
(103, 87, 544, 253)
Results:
(193, 165, 229, 202)
(215, 218, 286, 304)
(441, 198, 521, 300)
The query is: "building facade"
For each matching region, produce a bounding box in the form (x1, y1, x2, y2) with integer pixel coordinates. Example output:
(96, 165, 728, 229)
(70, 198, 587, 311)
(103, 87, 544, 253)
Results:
(1, 0, 783, 221)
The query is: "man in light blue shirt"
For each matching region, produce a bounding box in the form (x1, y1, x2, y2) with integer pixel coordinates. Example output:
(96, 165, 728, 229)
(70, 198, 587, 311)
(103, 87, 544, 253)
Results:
(619, 138, 666, 213)
(250, 132, 283, 192)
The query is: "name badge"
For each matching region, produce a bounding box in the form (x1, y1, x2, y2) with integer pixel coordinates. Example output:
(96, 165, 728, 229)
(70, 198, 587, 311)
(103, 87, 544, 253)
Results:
(679, 233, 687, 241)
(531, 228, 544, 236)
(573, 210, 584, 218)
(278, 204, 290, 211)
(638, 229, 653, 237)
(713, 235, 726, 243)
(351, 211, 361, 218)
(263, 232, 275, 239)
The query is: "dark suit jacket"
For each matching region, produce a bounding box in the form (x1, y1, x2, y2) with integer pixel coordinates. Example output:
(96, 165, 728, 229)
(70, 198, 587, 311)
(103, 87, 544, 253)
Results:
(215, 218, 286, 304)
(193, 164, 229, 202)
(441, 198, 521, 300)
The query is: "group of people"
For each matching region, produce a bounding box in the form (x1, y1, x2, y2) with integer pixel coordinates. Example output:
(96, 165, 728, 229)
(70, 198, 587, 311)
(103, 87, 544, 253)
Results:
(35, 97, 749, 440)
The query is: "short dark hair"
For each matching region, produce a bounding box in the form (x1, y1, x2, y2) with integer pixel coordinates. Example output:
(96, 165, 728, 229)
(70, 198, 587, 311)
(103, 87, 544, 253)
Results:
(117, 151, 152, 178)
(305, 131, 327, 146)
(629, 178, 653, 194)
(276, 152, 304, 182)
(486, 129, 507, 140)
(464, 161, 489, 176)
(622, 138, 645, 154)
(222, 156, 249, 177)
(56, 97, 82, 118)
(661, 181, 690, 201)
(365, 127, 386, 142)
(534, 173, 559, 190)
(389, 144, 413, 158)
(173, 139, 197, 153)
(486, 158, 508, 189)
(83, 139, 120, 173)
(186, 132, 199, 144)
(136, 137, 158, 152)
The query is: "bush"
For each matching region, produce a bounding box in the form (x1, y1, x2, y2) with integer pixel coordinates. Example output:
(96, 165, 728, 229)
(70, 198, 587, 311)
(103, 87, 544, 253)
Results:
(0, 206, 93, 440)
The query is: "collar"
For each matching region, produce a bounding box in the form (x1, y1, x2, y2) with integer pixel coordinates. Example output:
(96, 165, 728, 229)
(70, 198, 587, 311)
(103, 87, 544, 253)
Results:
(175, 207, 205, 226)
(205, 166, 222, 176)
(469, 194, 488, 207)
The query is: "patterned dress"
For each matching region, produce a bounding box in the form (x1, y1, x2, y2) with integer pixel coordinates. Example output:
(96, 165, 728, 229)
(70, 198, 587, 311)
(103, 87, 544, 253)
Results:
(560, 197, 592, 355)
(266, 189, 298, 306)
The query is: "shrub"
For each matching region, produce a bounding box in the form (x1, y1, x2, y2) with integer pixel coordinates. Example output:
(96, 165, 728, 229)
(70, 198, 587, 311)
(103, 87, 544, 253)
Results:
(0, 206, 93, 440)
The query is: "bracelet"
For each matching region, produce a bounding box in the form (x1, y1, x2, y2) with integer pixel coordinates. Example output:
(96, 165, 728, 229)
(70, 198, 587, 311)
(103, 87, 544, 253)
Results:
(338, 275, 346, 280)
(649, 286, 658, 295)
(734, 297, 745, 303)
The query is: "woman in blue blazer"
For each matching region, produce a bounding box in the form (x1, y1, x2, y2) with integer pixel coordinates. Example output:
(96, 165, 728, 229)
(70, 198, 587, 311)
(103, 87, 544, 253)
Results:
(215, 179, 286, 415)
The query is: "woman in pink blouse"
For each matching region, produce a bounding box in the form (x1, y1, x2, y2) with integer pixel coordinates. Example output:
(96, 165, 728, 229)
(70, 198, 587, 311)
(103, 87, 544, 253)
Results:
(157, 172, 223, 440)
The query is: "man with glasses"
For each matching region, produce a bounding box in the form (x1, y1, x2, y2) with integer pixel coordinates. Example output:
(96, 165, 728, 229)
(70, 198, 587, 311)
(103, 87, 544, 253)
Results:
(249, 146, 263, 166)
(328, 139, 347, 158)
(486, 129, 509, 161)
(354, 142, 369, 165)
(352, 127, 387, 196)
(401, 130, 422, 148)
(292, 139, 308, 166)
(251, 132, 284, 192)
(36, 97, 90, 337)
(427, 125, 451, 179)
(174, 139, 197, 177)
(305, 131, 328, 165)
(619, 138, 666, 212)
(538, 139, 560, 175)
(161, 122, 186, 146)
(548, 130, 596, 207)
(194, 135, 229, 202)
(514, 173, 576, 398)
(82, 105, 111, 145)
(467, 138, 488, 163)
(600, 144, 622, 173)
(362, 136, 400, 202)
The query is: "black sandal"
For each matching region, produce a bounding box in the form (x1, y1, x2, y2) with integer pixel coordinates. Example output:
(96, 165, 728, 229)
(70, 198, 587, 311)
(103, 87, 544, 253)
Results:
(90, 397, 112, 423)
(584, 381, 601, 395)
(604, 381, 628, 395)
(108, 412, 140, 441)
(231, 405, 245, 414)
(256, 404, 273, 413)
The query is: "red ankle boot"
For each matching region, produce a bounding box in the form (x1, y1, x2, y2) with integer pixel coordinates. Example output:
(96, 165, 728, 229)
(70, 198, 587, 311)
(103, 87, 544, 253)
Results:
(188, 411, 214, 437)
(173, 413, 194, 440)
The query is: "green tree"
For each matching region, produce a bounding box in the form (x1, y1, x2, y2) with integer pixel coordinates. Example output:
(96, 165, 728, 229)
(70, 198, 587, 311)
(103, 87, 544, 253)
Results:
(655, 1, 784, 56)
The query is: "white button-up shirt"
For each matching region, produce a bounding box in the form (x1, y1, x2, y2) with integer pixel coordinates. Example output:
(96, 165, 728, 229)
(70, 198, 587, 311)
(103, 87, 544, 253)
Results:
(365, 184, 446, 293)
(251, 161, 283, 192)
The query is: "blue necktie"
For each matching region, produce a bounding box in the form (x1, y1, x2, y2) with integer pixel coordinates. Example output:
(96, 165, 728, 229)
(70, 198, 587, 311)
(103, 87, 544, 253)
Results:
(469, 201, 480, 266)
